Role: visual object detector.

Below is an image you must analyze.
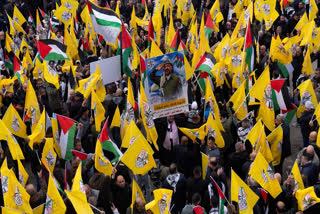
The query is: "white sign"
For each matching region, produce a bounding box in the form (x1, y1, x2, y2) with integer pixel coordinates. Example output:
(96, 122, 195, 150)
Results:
(90, 55, 121, 85)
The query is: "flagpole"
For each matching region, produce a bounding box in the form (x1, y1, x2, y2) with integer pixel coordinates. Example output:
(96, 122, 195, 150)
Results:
(209, 176, 233, 207)
(89, 203, 104, 213)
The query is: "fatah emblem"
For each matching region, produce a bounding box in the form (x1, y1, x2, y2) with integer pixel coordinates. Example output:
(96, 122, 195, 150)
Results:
(12, 114, 20, 132)
(302, 193, 317, 210)
(208, 125, 217, 138)
(31, 106, 36, 125)
(143, 101, 154, 128)
(55, 130, 60, 145)
(238, 187, 248, 210)
(61, 11, 71, 22)
(98, 152, 109, 166)
(64, 2, 72, 10)
(300, 91, 312, 106)
(93, 103, 97, 117)
(244, 10, 250, 22)
(135, 150, 148, 168)
(267, 165, 275, 180)
(1, 175, 8, 194)
(232, 55, 242, 67)
(46, 150, 56, 167)
(13, 15, 19, 23)
(277, 141, 282, 153)
(18, 172, 24, 186)
(261, 3, 270, 15)
(261, 169, 268, 182)
(13, 185, 23, 206)
(159, 194, 168, 214)
(147, 60, 155, 69)
(79, 179, 86, 194)
(263, 84, 274, 110)
(266, 19, 273, 29)
(45, 196, 53, 213)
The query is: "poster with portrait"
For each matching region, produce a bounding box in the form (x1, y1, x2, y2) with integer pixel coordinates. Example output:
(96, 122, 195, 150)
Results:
(143, 51, 189, 119)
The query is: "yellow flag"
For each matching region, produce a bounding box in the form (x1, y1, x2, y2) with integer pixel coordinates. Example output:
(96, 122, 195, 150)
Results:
(91, 90, 105, 132)
(184, 53, 194, 81)
(65, 163, 94, 214)
(263, 10, 279, 31)
(25, 80, 41, 131)
(51, 116, 62, 158)
(3, 104, 27, 138)
(199, 15, 211, 54)
(13, 6, 26, 25)
(43, 61, 60, 89)
(0, 120, 24, 160)
(45, 174, 66, 214)
(249, 66, 270, 101)
(41, 138, 57, 174)
(296, 186, 320, 211)
(121, 121, 143, 148)
(209, 0, 224, 31)
(1, 158, 10, 197)
(201, 152, 208, 180)
(76, 70, 100, 98)
(295, 13, 308, 31)
(120, 134, 156, 175)
(179, 124, 206, 142)
(5, 32, 14, 53)
(205, 78, 224, 131)
(36, 9, 42, 33)
(111, 106, 121, 128)
(152, 9, 162, 46)
(257, 101, 275, 131)
(140, 82, 159, 150)
(1, 207, 25, 214)
(267, 125, 283, 166)
(297, 79, 317, 118)
(95, 139, 113, 176)
(187, 19, 198, 54)
(309, 0, 318, 21)
(145, 189, 173, 214)
(166, 10, 176, 49)
(246, 120, 264, 146)
(28, 108, 46, 149)
(54, 5, 73, 27)
(255, 125, 273, 163)
(291, 161, 304, 191)
(302, 47, 313, 76)
(229, 81, 248, 120)
(231, 169, 259, 213)
(206, 113, 225, 148)
(248, 152, 282, 198)
(150, 39, 164, 58)
(17, 159, 28, 187)
(132, 40, 140, 70)
(32, 204, 44, 214)
(131, 179, 146, 213)
(4, 170, 32, 214)
(61, 0, 79, 15)
(33, 58, 44, 80)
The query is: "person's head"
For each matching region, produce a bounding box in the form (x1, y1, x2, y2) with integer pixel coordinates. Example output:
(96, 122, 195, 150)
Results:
(235, 141, 244, 152)
(167, 115, 175, 123)
(295, 46, 301, 56)
(164, 62, 173, 76)
(241, 119, 249, 129)
(315, 69, 320, 79)
(306, 145, 315, 157)
(191, 193, 202, 205)
(305, 101, 314, 111)
(115, 88, 123, 96)
(209, 157, 218, 170)
(298, 1, 304, 9)
(309, 131, 317, 142)
(134, 197, 145, 212)
(0, 31, 4, 40)
(280, 15, 285, 22)
(210, 195, 219, 208)
(181, 136, 188, 147)
(169, 163, 177, 174)
(83, 63, 90, 72)
(301, 150, 312, 165)
(276, 201, 286, 214)
(74, 139, 82, 151)
(207, 136, 216, 149)
(192, 166, 202, 179)
(74, 91, 84, 101)
(260, 45, 266, 55)
(26, 184, 36, 196)
(49, 61, 55, 68)
(116, 175, 126, 188)
(275, 114, 285, 126)
(275, 173, 282, 184)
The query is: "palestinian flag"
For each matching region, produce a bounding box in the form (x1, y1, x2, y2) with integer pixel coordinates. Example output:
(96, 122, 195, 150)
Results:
(147, 17, 154, 48)
(169, 30, 187, 53)
(4, 52, 13, 71)
(205, 12, 214, 39)
(56, 115, 76, 160)
(72, 150, 88, 165)
(28, 12, 35, 28)
(276, 62, 294, 78)
(195, 52, 215, 76)
(140, 54, 147, 87)
(99, 120, 122, 163)
(39, 8, 48, 18)
(210, 176, 227, 214)
(281, 104, 297, 124)
(38, 39, 69, 61)
(121, 23, 133, 77)
(141, 0, 146, 9)
(50, 16, 60, 28)
(271, 79, 293, 111)
(87, 1, 121, 45)
(13, 55, 23, 82)
(244, 19, 255, 73)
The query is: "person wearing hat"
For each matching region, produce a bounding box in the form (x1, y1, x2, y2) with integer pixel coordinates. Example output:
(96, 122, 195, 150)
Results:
(298, 100, 317, 147)
(150, 57, 181, 99)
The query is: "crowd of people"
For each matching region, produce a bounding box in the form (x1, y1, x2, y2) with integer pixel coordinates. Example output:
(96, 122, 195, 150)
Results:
(1, 0, 320, 213)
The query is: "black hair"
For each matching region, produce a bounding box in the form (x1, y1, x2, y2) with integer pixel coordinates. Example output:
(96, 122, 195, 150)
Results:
(191, 193, 202, 204)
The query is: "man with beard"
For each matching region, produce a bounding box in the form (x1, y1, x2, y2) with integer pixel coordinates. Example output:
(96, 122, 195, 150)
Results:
(150, 57, 181, 100)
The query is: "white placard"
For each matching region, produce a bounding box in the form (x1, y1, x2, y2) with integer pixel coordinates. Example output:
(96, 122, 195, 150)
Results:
(90, 55, 121, 85)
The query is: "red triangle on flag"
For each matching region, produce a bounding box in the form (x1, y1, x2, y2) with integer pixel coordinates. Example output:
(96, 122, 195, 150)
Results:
(38, 8, 47, 18)
(38, 40, 52, 59)
(205, 12, 215, 30)
(121, 23, 133, 50)
(99, 119, 111, 142)
(72, 150, 88, 161)
(13, 55, 21, 72)
(57, 115, 76, 134)
(245, 20, 253, 49)
(270, 79, 286, 93)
